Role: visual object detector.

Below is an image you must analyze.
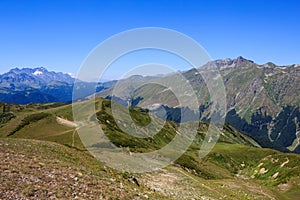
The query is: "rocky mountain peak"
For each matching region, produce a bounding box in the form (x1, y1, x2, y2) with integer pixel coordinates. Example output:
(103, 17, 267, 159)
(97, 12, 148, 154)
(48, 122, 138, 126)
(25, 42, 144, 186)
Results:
(202, 56, 254, 70)
(233, 56, 254, 64)
(0, 67, 75, 89)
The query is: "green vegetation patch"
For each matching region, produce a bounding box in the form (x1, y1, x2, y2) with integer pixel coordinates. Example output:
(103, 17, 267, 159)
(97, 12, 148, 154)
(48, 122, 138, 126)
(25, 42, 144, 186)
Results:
(8, 112, 50, 136)
(0, 112, 15, 125)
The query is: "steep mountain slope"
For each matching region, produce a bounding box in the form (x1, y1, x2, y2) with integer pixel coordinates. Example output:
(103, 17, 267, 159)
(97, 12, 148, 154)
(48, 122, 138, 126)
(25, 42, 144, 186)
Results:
(95, 57, 300, 154)
(213, 57, 300, 153)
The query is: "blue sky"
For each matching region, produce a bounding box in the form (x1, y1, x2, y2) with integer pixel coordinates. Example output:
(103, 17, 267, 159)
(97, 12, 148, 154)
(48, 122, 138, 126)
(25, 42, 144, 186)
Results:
(0, 0, 299, 80)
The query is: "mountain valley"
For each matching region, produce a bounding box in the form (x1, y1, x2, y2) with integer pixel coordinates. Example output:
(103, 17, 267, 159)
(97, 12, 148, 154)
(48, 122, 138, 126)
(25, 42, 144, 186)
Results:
(0, 99, 300, 199)
(1, 57, 300, 199)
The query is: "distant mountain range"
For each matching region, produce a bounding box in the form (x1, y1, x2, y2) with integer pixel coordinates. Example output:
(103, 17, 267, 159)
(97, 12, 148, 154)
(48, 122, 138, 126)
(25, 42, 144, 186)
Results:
(0, 67, 114, 104)
(0, 67, 75, 87)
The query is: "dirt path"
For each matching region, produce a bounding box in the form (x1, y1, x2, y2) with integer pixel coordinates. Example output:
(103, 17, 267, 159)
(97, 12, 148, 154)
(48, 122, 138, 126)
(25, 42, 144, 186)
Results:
(56, 117, 78, 128)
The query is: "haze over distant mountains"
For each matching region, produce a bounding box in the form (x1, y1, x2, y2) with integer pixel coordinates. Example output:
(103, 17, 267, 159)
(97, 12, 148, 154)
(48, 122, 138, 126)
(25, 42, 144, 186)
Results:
(0, 67, 114, 104)
(1, 56, 300, 154)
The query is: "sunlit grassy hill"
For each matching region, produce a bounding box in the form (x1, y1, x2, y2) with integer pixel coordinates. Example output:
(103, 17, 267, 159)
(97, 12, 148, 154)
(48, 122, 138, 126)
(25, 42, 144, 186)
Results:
(0, 99, 299, 199)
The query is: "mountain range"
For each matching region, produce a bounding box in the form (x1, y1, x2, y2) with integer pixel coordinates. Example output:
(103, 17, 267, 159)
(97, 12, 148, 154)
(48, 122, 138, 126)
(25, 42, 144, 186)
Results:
(94, 56, 300, 154)
(1, 61, 300, 199)
(0, 67, 114, 104)
(1, 57, 300, 154)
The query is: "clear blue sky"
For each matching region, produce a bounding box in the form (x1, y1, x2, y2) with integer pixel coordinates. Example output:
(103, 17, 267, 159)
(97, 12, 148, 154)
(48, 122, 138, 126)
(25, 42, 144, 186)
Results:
(0, 0, 299, 79)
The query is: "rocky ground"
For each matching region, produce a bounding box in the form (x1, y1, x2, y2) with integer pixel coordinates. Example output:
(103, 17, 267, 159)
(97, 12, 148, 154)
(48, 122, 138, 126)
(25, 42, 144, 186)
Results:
(0, 138, 165, 200)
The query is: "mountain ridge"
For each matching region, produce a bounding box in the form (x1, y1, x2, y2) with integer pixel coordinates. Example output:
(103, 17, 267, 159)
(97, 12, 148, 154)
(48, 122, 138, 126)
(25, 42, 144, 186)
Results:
(0, 99, 299, 199)
(0, 67, 110, 104)
(0, 67, 75, 88)
(93, 56, 300, 154)
(1, 57, 300, 154)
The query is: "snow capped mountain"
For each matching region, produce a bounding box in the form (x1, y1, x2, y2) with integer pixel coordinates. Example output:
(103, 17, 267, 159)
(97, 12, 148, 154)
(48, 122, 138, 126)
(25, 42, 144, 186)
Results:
(0, 67, 110, 104)
(0, 67, 75, 89)
(33, 70, 43, 76)
(67, 72, 76, 78)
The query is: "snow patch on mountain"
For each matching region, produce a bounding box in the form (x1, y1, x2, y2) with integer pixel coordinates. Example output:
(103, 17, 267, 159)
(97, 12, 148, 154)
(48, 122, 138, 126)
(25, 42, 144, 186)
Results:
(67, 73, 76, 78)
(33, 70, 43, 76)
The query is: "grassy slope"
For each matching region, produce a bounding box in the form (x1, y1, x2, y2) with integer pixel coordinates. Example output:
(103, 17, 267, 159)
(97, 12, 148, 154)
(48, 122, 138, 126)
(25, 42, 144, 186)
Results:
(0, 99, 300, 199)
(0, 138, 165, 199)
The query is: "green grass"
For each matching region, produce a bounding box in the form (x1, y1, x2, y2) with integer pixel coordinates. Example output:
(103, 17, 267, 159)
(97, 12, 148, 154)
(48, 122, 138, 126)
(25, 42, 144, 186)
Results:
(8, 112, 50, 136)
(97, 99, 300, 188)
(0, 112, 15, 125)
(50, 104, 74, 121)
(1, 98, 300, 199)
(0, 138, 166, 199)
